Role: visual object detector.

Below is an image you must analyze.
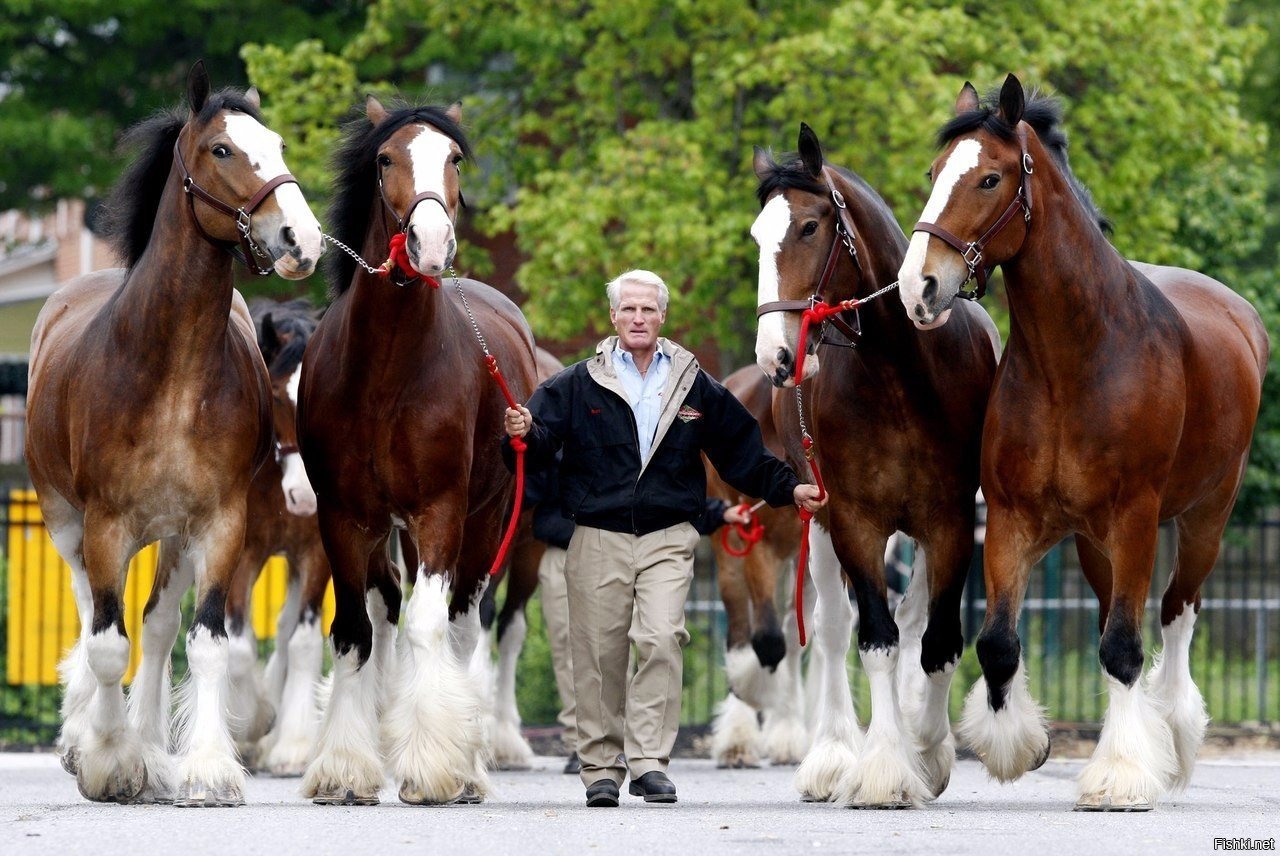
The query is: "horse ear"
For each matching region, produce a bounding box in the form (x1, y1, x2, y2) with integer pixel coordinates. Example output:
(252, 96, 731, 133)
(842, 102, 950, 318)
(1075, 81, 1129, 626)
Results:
(798, 122, 824, 178)
(188, 60, 211, 115)
(244, 86, 261, 111)
(446, 100, 463, 125)
(260, 313, 280, 364)
(752, 146, 774, 182)
(955, 81, 979, 115)
(998, 73, 1025, 125)
(366, 95, 389, 127)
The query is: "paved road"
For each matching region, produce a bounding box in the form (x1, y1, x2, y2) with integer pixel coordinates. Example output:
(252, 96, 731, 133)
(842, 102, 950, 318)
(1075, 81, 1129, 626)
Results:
(3, 752, 1278, 855)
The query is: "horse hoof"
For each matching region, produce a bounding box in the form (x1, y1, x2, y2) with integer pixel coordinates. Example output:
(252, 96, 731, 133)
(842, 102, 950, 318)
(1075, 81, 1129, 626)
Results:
(928, 773, 951, 800)
(77, 762, 147, 804)
(454, 785, 484, 804)
(60, 749, 79, 776)
(1074, 794, 1153, 812)
(847, 798, 914, 810)
(799, 792, 823, 803)
(174, 779, 244, 808)
(716, 758, 760, 770)
(313, 786, 380, 806)
(267, 762, 308, 779)
(399, 781, 464, 806)
(1031, 735, 1052, 771)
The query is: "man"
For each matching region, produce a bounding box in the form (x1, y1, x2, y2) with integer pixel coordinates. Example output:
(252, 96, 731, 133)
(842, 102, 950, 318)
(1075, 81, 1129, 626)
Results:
(504, 269, 824, 807)
(527, 455, 753, 776)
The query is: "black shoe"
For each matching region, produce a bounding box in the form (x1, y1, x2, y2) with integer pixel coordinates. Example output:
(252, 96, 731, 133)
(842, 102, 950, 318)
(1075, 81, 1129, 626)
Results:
(563, 752, 581, 775)
(585, 779, 619, 807)
(628, 771, 677, 803)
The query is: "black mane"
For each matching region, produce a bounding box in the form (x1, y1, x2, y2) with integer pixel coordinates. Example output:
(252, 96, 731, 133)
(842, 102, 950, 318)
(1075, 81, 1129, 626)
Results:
(754, 153, 825, 207)
(97, 90, 266, 269)
(937, 87, 1111, 234)
(326, 103, 473, 295)
(251, 298, 319, 377)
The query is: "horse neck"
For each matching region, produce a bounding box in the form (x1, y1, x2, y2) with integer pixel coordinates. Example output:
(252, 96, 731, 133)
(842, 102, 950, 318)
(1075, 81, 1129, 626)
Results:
(109, 167, 238, 359)
(1001, 136, 1139, 368)
(827, 173, 917, 351)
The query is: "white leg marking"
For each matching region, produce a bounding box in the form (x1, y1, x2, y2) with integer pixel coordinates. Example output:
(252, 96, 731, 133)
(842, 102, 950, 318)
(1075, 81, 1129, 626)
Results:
(711, 692, 762, 768)
(302, 646, 385, 803)
(490, 612, 534, 769)
(261, 615, 324, 777)
(1077, 676, 1178, 809)
(958, 660, 1049, 782)
(1146, 608, 1208, 791)
(77, 628, 147, 802)
(173, 625, 245, 805)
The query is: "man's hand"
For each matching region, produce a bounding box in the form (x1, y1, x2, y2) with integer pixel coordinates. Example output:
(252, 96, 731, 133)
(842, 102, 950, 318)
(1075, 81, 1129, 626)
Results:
(723, 504, 753, 526)
(505, 405, 532, 438)
(793, 484, 826, 513)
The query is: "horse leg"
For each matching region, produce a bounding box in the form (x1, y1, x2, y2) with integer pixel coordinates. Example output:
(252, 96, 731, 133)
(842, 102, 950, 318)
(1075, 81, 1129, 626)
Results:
(367, 540, 402, 717)
(262, 539, 332, 777)
(172, 507, 253, 807)
(793, 523, 862, 802)
(956, 507, 1051, 782)
(913, 519, 977, 799)
(255, 563, 300, 766)
(834, 528, 930, 808)
(125, 536, 191, 803)
(302, 512, 383, 806)
(1077, 497, 1177, 810)
(711, 541, 763, 769)
(387, 509, 486, 805)
(224, 545, 274, 766)
(893, 537, 929, 734)
(41, 491, 92, 777)
(1075, 534, 1114, 634)
(491, 545, 539, 771)
(762, 561, 810, 765)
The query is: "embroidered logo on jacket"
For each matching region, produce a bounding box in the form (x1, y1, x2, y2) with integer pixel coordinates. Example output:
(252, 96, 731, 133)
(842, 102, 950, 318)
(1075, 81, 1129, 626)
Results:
(677, 405, 702, 423)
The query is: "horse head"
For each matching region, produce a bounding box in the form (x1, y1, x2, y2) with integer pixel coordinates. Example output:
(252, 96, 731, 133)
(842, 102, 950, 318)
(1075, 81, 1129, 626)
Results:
(751, 124, 878, 387)
(175, 61, 324, 279)
(259, 305, 318, 516)
(898, 75, 1035, 329)
(365, 96, 469, 279)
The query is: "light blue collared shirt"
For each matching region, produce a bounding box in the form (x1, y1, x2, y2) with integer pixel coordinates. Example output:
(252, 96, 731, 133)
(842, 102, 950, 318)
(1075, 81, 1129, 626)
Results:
(612, 344, 670, 464)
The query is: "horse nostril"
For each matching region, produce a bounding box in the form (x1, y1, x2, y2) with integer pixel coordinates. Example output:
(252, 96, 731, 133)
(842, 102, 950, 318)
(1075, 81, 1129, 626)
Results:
(281, 226, 297, 248)
(913, 302, 927, 320)
(921, 275, 939, 307)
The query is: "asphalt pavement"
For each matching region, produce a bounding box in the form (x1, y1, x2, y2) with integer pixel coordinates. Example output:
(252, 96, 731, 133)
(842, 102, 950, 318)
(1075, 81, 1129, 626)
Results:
(2, 751, 1278, 855)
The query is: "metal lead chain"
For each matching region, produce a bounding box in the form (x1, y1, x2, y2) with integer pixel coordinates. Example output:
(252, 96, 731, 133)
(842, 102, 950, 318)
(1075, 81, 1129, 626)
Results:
(451, 265, 491, 358)
(795, 384, 811, 446)
(322, 233, 385, 276)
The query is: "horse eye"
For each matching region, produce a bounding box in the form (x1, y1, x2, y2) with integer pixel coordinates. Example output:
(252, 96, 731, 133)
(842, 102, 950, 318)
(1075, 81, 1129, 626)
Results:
(925, 169, 934, 182)
(377, 154, 392, 168)
(801, 221, 818, 237)
(212, 144, 231, 159)
(451, 154, 463, 166)
(980, 174, 1000, 189)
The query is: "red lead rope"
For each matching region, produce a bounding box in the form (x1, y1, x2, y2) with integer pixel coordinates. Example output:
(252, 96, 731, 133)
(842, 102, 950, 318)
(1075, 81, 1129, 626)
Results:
(718, 503, 765, 557)
(487, 355, 527, 577)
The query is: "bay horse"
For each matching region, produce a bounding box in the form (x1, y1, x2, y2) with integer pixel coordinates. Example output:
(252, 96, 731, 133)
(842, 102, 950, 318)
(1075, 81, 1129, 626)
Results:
(481, 345, 565, 771)
(898, 76, 1268, 810)
(220, 299, 332, 776)
(25, 61, 323, 806)
(707, 364, 809, 769)
(298, 97, 537, 806)
(752, 124, 998, 806)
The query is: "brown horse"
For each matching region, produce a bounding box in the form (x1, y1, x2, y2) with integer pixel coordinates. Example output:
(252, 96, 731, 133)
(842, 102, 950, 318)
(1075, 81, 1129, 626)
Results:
(25, 62, 323, 806)
(707, 365, 809, 768)
(752, 124, 998, 805)
(898, 76, 1269, 810)
(220, 299, 332, 776)
(298, 97, 537, 806)
(479, 345, 564, 770)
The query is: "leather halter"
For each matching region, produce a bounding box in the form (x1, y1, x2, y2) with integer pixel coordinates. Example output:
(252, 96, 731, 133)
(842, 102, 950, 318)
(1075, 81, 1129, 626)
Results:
(173, 139, 299, 276)
(755, 166, 865, 342)
(376, 160, 462, 285)
(911, 124, 1034, 301)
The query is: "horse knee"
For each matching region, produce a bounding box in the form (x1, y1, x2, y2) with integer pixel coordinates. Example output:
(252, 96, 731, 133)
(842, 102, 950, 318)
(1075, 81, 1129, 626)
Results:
(750, 627, 786, 671)
(975, 626, 1021, 708)
(1099, 622, 1143, 687)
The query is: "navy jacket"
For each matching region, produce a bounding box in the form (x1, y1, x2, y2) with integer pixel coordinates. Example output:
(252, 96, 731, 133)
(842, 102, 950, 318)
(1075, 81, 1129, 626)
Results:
(504, 337, 797, 536)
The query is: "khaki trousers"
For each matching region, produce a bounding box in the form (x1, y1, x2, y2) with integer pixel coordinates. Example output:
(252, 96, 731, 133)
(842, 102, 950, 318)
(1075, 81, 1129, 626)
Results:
(536, 545, 576, 749)
(566, 522, 698, 786)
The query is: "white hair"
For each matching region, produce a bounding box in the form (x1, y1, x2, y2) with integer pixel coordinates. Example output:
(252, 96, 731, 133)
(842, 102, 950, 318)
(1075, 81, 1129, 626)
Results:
(606, 269, 669, 312)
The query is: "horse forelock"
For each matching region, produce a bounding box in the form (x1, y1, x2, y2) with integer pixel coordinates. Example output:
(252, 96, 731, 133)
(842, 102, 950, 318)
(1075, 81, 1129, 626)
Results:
(754, 154, 825, 208)
(96, 89, 270, 270)
(327, 103, 474, 296)
(937, 86, 1110, 234)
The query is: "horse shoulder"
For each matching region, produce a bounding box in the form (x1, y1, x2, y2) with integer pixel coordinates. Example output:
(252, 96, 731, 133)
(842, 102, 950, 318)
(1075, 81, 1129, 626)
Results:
(30, 270, 126, 371)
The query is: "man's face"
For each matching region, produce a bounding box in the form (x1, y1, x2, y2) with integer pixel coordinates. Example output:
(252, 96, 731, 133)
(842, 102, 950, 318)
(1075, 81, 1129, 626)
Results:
(610, 281, 665, 353)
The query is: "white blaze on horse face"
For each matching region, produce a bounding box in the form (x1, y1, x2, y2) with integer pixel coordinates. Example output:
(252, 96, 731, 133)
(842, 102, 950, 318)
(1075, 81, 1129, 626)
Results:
(752, 195, 795, 382)
(222, 113, 323, 280)
(406, 126, 458, 276)
(898, 138, 982, 328)
(280, 365, 316, 516)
